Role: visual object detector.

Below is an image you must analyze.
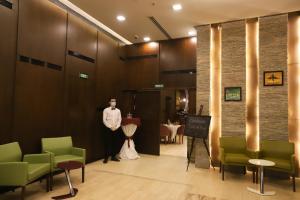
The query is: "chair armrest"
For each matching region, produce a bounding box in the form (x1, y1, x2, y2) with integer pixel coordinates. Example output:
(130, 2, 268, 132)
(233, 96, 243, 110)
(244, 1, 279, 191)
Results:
(246, 150, 259, 159)
(219, 147, 225, 163)
(291, 154, 296, 174)
(0, 162, 28, 186)
(72, 147, 86, 164)
(43, 151, 55, 171)
(23, 153, 50, 164)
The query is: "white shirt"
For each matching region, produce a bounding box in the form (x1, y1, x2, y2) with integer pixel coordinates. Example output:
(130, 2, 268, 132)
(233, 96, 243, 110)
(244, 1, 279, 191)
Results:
(103, 107, 122, 129)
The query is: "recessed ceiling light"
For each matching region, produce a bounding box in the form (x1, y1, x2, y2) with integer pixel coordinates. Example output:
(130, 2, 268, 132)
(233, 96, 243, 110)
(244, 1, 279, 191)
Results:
(172, 4, 182, 11)
(116, 15, 126, 22)
(144, 37, 151, 42)
(188, 30, 196, 36)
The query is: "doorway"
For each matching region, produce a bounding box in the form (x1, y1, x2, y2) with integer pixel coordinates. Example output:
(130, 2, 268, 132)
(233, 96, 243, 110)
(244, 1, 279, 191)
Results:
(159, 88, 195, 158)
(120, 88, 195, 158)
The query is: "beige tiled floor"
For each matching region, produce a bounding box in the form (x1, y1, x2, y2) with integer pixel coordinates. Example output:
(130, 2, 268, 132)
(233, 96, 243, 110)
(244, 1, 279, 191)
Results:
(160, 136, 187, 157)
(1, 154, 299, 200)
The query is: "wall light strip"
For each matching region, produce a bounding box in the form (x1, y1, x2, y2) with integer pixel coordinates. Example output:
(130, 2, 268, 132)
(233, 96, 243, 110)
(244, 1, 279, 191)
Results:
(245, 18, 259, 151)
(57, 0, 132, 45)
(209, 24, 222, 163)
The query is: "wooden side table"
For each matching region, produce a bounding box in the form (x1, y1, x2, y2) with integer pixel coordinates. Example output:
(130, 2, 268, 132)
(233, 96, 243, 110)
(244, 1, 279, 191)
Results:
(52, 161, 83, 199)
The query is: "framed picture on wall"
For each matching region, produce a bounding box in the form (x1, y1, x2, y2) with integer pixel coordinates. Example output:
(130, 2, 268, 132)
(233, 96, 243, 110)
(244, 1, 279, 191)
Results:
(264, 71, 284, 86)
(224, 87, 242, 101)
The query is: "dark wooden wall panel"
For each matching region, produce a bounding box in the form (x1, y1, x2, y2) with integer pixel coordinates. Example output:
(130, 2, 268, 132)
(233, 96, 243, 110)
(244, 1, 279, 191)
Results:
(13, 61, 65, 153)
(12, 0, 66, 153)
(94, 32, 125, 159)
(160, 73, 196, 88)
(0, 0, 127, 163)
(134, 91, 160, 155)
(0, 0, 18, 144)
(18, 0, 67, 65)
(126, 43, 158, 57)
(96, 32, 125, 108)
(64, 56, 96, 162)
(65, 13, 97, 162)
(67, 14, 97, 59)
(160, 38, 196, 70)
(123, 38, 196, 90)
(124, 43, 159, 89)
(127, 58, 159, 89)
(159, 38, 196, 88)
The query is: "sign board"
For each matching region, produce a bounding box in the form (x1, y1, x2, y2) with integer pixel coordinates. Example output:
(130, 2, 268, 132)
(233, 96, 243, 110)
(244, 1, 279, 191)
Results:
(184, 115, 211, 139)
(79, 73, 88, 79)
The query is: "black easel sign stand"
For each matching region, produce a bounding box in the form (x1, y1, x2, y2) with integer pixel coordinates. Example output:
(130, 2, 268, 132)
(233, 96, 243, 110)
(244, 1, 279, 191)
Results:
(185, 114, 212, 171)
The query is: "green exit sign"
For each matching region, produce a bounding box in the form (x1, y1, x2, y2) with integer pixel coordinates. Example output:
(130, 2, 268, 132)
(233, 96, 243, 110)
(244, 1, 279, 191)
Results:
(79, 73, 88, 79)
(154, 84, 164, 88)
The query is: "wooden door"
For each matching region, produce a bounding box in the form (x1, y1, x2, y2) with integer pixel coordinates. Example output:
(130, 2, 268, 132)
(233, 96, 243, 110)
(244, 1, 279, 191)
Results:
(134, 90, 160, 155)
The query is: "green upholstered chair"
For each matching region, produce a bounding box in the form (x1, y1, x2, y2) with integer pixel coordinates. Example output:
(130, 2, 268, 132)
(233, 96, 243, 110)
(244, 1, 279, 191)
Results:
(0, 142, 50, 200)
(41, 136, 86, 187)
(219, 136, 258, 181)
(260, 140, 296, 192)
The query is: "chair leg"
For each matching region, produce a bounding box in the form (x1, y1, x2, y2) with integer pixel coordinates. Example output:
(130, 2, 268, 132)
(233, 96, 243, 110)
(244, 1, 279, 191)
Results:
(222, 164, 225, 181)
(82, 166, 85, 183)
(256, 168, 259, 184)
(21, 186, 25, 200)
(292, 175, 296, 192)
(50, 172, 53, 191)
(46, 174, 50, 192)
(243, 166, 246, 175)
(219, 162, 222, 173)
(252, 169, 255, 183)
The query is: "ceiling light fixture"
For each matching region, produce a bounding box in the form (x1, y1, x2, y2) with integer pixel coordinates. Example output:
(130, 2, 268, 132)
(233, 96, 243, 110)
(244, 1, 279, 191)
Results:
(144, 37, 151, 42)
(56, 0, 132, 45)
(172, 4, 182, 11)
(116, 15, 126, 22)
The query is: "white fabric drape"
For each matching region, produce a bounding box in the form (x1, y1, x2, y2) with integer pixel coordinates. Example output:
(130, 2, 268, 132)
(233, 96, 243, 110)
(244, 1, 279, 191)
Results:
(119, 124, 140, 160)
(163, 124, 181, 140)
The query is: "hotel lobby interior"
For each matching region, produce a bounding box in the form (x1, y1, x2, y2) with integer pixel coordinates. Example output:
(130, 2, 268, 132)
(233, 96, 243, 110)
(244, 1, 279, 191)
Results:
(1, 0, 300, 199)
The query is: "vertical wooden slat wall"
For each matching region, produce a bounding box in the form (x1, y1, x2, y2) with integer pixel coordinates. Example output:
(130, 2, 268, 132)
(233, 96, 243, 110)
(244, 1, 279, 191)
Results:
(0, 0, 124, 162)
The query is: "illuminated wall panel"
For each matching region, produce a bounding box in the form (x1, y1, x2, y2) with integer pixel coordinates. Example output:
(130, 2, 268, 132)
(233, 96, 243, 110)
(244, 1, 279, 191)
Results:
(288, 12, 300, 170)
(246, 18, 259, 151)
(210, 24, 222, 162)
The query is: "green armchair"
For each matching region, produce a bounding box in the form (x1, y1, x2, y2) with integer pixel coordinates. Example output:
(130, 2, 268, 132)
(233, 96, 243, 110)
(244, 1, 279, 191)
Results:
(219, 136, 258, 181)
(260, 140, 296, 192)
(0, 142, 50, 200)
(41, 136, 86, 187)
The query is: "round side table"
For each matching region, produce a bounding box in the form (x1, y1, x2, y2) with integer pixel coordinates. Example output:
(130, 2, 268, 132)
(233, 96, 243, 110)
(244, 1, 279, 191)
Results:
(52, 161, 83, 199)
(247, 159, 276, 196)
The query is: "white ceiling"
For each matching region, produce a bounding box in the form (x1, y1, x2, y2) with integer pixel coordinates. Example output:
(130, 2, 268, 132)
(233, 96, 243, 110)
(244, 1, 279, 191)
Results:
(69, 0, 300, 43)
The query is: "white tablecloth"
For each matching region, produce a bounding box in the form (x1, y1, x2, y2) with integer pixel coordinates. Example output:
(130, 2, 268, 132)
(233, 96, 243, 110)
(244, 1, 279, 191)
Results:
(163, 124, 181, 140)
(119, 124, 140, 160)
